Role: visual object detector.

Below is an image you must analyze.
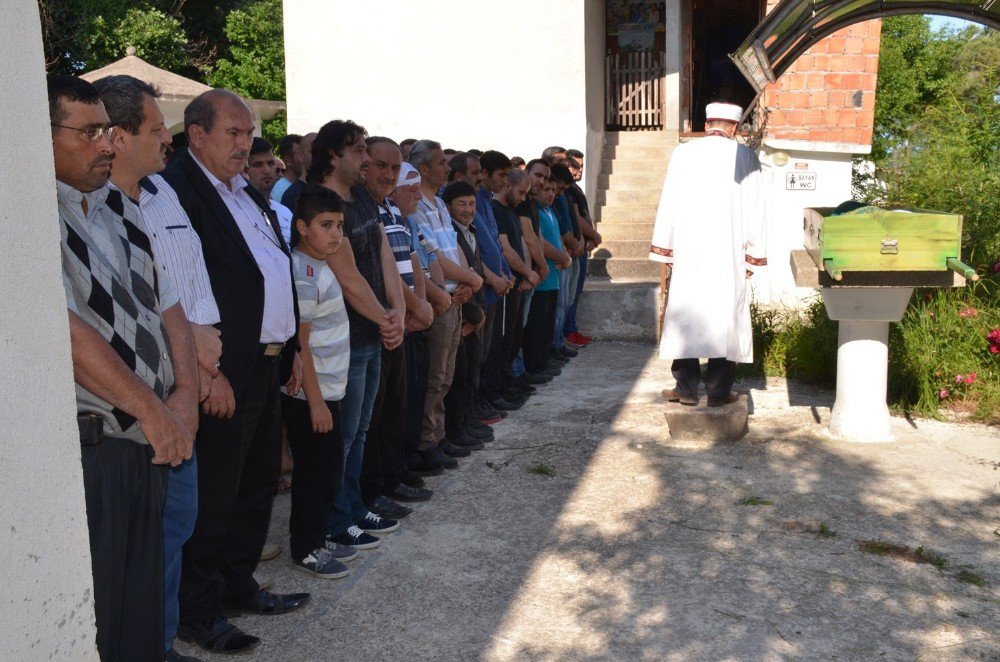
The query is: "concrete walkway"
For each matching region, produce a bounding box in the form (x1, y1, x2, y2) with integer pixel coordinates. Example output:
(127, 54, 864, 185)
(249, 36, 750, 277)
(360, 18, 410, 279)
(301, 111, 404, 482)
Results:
(177, 342, 1000, 661)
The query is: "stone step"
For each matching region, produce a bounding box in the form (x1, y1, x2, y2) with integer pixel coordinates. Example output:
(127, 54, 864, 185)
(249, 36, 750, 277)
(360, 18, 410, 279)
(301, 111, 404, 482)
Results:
(598, 189, 663, 207)
(605, 130, 678, 146)
(595, 222, 654, 241)
(595, 205, 657, 224)
(601, 158, 666, 176)
(591, 239, 651, 260)
(588, 256, 663, 281)
(663, 394, 750, 441)
(598, 171, 666, 191)
(576, 277, 659, 342)
(602, 144, 674, 161)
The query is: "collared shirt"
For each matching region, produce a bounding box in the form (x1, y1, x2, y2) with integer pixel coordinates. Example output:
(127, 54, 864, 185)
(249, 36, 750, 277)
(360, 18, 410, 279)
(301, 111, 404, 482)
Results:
(269, 199, 293, 246)
(409, 195, 462, 293)
(190, 152, 294, 344)
(58, 180, 179, 444)
(378, 198, 416, 288)
(130, 175, 220, 325)
(406, 216, 437, 276)
(474, 186, 512, 306)
(271, 176, 293, 203)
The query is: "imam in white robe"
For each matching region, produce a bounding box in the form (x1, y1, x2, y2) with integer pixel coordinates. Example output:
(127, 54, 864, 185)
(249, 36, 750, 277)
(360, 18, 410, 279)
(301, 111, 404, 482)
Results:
(649, 135, 767, 363)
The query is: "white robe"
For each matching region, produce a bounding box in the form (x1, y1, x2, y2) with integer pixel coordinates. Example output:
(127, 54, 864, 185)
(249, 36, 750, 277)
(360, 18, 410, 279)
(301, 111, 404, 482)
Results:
(649, 136, 767, 363)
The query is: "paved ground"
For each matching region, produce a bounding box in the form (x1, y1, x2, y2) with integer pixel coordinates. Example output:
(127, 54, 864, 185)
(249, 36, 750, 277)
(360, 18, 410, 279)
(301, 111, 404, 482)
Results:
(177, 341, 1000, 662)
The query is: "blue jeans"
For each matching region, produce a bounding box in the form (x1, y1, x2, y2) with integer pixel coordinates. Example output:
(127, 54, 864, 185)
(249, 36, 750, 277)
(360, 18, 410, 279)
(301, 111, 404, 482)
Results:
(326, 343, 381, 536)
(564, 253, 587, 335)
(553, 262, 579, 348)
(162, 454, 198, 653)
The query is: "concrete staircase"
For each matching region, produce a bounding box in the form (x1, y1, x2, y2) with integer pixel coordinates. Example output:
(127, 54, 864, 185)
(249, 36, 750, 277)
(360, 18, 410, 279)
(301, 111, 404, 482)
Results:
(577, 131, 677, 341)
(589, 131, 677, 281)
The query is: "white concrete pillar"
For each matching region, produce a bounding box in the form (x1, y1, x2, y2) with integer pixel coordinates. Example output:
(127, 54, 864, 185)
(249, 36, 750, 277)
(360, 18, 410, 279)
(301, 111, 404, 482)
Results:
(0, 2, 99, 658)
(821, 287, 913, 443)
(829, 320, 893, 441)
(663, 0, 683, 131)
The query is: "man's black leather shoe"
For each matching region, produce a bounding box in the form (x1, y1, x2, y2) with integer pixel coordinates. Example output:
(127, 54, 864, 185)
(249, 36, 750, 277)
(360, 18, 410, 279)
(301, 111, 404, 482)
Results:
(177, 618, 260, 654)
(410, 451, 446, 475)
(465, 424, 494, 440)
(440, 440, 471, 458)
(448, 433, 484, 451)
(385, 482, 433, 502)
(522, 372, 552, 385)
(489, 397, 523, 412)
(399, 470, 427, 487)
(223, 589, 310, 616)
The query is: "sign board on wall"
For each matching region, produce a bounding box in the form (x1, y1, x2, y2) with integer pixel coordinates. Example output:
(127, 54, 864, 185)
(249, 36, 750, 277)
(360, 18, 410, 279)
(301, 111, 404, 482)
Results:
(786, 172, 817, 190)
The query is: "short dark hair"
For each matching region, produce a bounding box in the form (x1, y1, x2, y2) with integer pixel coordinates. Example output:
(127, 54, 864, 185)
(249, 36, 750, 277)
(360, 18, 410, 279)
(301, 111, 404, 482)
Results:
(467, 148, 483, 157)
(441, 180, 476, 204)
(277, 134, 301, 159)
(443, 148, 457, 156)
(549, 164, 574, 185)
(400, 138, 417, 148)
(250, 137, 273, 157)
(47, 74, 101, 125)
(92, 75, 161, 135)
(542, 145, 567, 162)
(308, 119, 368, 184)
(510, 156, 526, 168)
(525, 158, 550, 174)
(365, 135, 399, 151)
(449, 152, 471, 178)
(479, 150, 512, 175)
(566, 149, 584, 159)
(291, 185, 346, 248)
(567, 156, 581, 170)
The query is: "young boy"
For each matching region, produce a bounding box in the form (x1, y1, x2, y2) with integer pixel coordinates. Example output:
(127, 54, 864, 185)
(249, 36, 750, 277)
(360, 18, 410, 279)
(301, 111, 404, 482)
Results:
(282, 186, 357, 578)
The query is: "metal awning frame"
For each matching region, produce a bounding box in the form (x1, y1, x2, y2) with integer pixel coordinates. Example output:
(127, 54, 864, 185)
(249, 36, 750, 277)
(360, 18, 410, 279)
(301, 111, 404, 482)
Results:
(730, 1, 1000, 93)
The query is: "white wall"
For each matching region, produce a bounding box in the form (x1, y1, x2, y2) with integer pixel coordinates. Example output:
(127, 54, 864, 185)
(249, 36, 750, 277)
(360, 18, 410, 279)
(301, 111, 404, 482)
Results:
(284, 0, 602, 196)
(759, 139, 862, 306)
(0, 2, 99, 659)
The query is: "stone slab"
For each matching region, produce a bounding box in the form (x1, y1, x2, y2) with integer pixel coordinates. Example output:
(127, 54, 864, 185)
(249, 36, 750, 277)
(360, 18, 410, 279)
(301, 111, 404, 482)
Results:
(663, 394, 750, 441)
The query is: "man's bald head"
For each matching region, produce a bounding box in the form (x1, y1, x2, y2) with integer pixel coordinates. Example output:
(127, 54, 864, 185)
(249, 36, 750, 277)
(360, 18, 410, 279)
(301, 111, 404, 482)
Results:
(184, 89, 252, 135)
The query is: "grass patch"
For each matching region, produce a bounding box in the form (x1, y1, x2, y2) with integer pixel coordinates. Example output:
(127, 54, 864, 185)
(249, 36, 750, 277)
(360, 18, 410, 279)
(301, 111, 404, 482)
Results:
(858, 539, 911, 558)
(737, 496, 773, 506)
(956, 568, 986, 587)
(526, 462, 554, 477)
(815, 522, 837, 539)
(914, 546, 948, 569)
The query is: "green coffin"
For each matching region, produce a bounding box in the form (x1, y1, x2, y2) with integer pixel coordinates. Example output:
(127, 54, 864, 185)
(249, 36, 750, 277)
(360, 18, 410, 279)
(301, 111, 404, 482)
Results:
(804, 207, 963, 274)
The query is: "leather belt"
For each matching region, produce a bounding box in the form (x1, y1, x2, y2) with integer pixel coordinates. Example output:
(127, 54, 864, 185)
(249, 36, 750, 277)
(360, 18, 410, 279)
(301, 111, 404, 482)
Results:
(78, 413, 104, 446)
(259, 342, 285, 357)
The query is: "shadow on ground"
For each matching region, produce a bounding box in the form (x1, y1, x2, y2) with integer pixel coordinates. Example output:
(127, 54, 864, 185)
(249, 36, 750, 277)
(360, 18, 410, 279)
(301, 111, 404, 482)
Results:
(178, 342, 1000, 662)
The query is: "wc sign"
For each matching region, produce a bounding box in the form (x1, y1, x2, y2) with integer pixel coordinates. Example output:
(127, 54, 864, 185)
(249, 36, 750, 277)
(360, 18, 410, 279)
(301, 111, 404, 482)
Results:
(786, 172, 817, 190)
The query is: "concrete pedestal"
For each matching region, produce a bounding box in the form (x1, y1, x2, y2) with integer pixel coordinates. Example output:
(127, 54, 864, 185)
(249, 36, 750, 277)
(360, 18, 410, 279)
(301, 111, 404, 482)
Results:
(821, 288, 913, 443)
(663, 394, 749, 442)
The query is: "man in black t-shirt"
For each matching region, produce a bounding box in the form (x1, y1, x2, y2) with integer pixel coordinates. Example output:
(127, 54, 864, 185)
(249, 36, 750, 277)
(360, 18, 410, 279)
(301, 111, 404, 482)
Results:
(564, 152, 602, 346)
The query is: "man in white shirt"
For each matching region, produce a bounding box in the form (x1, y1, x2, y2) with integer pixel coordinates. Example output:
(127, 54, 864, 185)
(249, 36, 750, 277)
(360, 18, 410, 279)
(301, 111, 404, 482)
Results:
(94, 73, 224, 662)
(246, 136, 294, 245)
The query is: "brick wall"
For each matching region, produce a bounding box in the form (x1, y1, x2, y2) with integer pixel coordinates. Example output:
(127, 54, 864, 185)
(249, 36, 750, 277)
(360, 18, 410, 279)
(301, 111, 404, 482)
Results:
(759, 12, 881, 146)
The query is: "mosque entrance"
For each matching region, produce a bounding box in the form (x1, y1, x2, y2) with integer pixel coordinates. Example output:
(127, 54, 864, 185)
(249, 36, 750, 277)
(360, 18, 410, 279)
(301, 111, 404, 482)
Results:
(685, 0, 765, 132)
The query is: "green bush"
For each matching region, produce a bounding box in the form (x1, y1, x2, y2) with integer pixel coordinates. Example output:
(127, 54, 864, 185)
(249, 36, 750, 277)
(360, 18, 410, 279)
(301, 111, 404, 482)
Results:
(743, 298, 838, 389)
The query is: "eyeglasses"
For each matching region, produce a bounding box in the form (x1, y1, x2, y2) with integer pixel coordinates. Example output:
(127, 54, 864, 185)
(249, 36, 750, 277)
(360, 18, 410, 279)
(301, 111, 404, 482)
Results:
(51, 123, 116, 142)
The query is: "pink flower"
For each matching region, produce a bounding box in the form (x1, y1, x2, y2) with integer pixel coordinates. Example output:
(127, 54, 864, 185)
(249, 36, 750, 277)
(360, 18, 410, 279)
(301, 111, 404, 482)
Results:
(955, 374, 964, 383)
(958, 307, 978, 318)
(939, 389, 949, 399)
(991, 345, 1000, 355)
(964, 373, 976, 385)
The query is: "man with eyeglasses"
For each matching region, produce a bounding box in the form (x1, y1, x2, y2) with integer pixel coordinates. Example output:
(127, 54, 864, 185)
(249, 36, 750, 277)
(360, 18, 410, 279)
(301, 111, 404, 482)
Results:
(49, 73, 200, 661)
(162, 89, 308, 654)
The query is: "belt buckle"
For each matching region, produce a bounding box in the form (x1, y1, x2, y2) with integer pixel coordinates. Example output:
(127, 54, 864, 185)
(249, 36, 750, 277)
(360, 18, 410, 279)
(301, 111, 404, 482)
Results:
(263, 342, 284, 357)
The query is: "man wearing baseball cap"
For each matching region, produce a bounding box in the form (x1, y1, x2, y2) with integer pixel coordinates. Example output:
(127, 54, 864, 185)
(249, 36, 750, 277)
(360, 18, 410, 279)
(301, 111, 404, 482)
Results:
(649, 101, 768, 407)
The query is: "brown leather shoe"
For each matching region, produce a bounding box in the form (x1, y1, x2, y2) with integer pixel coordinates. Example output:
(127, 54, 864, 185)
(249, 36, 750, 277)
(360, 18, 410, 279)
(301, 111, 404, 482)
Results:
(707, 392, 740, 407)
(661, 389, 698, 406)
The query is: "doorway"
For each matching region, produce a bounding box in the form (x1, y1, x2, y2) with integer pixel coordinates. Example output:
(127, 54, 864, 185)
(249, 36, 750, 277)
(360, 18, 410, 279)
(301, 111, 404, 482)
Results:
(687, 0, 765, 132)
(605, 0, 667, 130)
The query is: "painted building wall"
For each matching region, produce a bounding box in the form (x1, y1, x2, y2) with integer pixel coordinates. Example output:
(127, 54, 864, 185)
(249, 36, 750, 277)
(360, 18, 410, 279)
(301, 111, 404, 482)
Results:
(0, 2, 99, 658)
(283, 0, 605, 201)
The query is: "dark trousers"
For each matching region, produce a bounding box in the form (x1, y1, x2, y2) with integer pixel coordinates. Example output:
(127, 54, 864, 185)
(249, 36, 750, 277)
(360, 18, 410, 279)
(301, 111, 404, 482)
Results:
(523, 289, 558, 374)
(361, 344, 407, 502)
(282, 395, 343, 561)
(503, 289, 525, 375)
(671, 358, 736, 400)
(82, 436, 167, 662)
(403, 331, 428, 459)
(180, 354, 282, 625)
(445, 328, 484, 439)
(481, 297, 507, 402)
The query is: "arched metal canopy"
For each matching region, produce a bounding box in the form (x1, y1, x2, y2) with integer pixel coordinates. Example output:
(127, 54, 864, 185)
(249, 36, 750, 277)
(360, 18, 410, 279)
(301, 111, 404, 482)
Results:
(730, 0, 1000, 92)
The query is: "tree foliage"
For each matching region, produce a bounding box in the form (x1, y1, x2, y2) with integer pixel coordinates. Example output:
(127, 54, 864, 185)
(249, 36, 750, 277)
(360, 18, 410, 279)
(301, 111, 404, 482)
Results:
(864, 18, 999, 262)
(86, 8, 190, 72)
